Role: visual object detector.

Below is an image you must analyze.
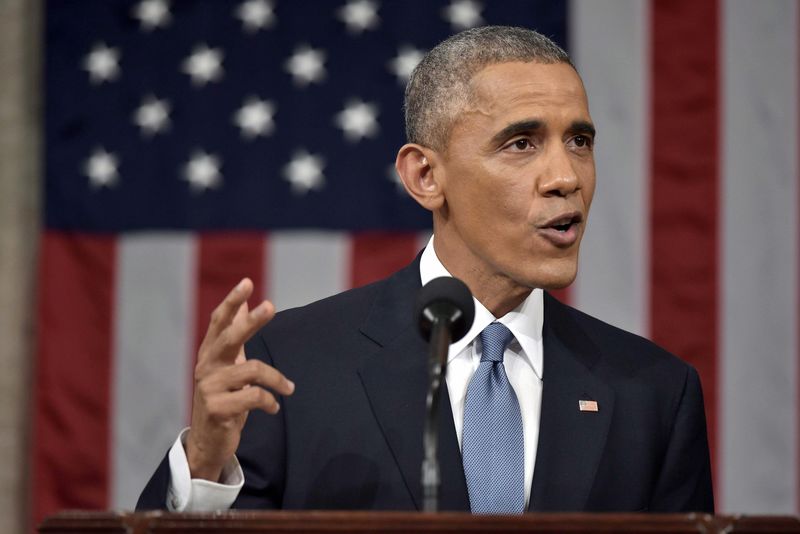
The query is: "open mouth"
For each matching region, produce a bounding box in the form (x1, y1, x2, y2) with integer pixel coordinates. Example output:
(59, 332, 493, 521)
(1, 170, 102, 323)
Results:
(537, 211, 584, 246)
(543, 212, 583, 232)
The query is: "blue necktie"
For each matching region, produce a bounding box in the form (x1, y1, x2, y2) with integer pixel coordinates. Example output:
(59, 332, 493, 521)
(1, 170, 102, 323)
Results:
(462, 322, 525, 514)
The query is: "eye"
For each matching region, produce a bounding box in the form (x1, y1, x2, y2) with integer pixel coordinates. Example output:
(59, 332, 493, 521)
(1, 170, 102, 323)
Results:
(571, 135, 593, 149)
(505, 138, 533, 151)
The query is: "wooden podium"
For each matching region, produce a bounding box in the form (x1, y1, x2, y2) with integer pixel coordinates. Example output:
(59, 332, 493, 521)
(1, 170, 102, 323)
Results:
(39, 511, 800, 533)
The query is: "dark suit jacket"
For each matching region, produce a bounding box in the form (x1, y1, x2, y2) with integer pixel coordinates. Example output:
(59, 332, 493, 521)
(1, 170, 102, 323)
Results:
(138, 256, 714, 512)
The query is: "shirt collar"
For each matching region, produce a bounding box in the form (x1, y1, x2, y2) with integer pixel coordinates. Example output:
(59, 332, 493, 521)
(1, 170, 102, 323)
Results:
(419, 236, 544, 379)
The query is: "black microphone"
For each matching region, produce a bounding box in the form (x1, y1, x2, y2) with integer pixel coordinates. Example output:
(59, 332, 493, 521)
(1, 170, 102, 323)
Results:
(415, 276, 474, 344)
(415, 276, 475, 512)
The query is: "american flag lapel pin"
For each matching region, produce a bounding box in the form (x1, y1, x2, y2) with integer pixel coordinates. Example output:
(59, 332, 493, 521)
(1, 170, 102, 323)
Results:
(579, 400, 598, 412)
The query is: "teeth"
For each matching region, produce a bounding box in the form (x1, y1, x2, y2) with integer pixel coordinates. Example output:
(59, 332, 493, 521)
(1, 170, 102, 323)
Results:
(551, 217, 574, 229)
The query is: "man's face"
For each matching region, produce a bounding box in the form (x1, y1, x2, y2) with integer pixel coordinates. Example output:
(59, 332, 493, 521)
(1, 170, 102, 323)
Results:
(435, 61, 596, 291)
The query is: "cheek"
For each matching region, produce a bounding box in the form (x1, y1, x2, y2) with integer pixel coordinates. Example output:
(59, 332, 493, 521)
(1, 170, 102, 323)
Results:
(445, 164, 496, 211)
(472, 180, 531, 227)
(482, 163, 535, 208)
(444, 160, 534, 230)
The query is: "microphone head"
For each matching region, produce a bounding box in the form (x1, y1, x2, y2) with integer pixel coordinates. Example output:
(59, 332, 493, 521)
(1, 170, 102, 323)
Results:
(415, 276, 475, 343)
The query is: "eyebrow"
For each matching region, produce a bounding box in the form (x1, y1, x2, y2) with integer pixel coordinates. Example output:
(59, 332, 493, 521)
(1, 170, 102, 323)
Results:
(490, 120, 544, 146)
(568, 120, 596, 139)
(489, 119, 597, 146)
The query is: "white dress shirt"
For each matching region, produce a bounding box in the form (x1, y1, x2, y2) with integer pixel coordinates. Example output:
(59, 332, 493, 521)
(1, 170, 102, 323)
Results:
(167, 237, 544, 510)
(419, 238, 544, 508)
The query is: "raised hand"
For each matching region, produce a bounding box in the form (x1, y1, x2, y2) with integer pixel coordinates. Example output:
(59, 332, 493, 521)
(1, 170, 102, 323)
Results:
(185, 278, 294, 482)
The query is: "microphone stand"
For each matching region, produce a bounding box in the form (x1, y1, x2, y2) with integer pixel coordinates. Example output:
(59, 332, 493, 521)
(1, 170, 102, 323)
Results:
(416, 276, 473, 513)
(421, 314, 452, 513)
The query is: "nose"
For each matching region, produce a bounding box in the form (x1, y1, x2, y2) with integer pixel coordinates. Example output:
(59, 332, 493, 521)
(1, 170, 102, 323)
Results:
(537, 144, 579, 197)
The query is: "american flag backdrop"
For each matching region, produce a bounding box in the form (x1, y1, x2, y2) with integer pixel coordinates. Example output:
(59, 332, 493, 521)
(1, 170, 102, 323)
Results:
(33, 0, 799, 527)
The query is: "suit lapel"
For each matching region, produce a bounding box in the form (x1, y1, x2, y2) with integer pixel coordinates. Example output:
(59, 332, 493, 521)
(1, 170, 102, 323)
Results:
(355, 266, 614, 512)
(530, 293, 615, 511)
(356, 258, 470, 511)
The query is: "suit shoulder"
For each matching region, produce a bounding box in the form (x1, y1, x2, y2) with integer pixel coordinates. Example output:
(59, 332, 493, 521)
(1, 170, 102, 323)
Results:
(242, 280, 382, 369)
(262, 256, 420, 340)
(265, 277, 385, 337)
(547, 293, 695, 378)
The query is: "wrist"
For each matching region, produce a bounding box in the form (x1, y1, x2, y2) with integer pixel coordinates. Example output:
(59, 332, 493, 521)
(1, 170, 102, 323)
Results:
(185, 432, 225, 482)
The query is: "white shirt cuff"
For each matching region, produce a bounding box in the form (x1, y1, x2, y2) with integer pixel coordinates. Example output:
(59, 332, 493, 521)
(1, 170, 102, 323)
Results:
(167, 428, 244, 512)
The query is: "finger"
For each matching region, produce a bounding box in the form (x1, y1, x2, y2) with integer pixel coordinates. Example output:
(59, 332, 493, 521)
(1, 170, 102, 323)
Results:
(212, 300, 275, 361)
(206, 386, 282, 419)
(233, 349, 248, 390)
(232, 297, 250, 327)
(205, 358, 295, 397)
(234, 347, 246, 365)
(206, 278, 254, 339)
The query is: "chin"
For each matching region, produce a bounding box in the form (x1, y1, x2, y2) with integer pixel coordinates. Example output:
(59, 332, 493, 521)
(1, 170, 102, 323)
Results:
(523, 259, 578, 290)
(541, 277, 575, 290)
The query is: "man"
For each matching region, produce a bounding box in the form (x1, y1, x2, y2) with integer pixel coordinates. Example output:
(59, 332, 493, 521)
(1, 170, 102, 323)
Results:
(138, 26, 713, 513)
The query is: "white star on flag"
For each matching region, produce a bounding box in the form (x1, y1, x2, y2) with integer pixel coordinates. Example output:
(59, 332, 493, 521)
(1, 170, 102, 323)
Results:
(337, 0, 380, 33)
(233, 97, 276, 138)
(182, 150, 222, 192)
(283, 150, 326, 194)
(133, 96, 171, 136)
(285, 45, 326, 86)
(235, 0, 275, 32)
(83, 43, 121, 84)
(388, 46, 425, 83)
(335, 99, 380, 142)
(131, 0, 171, 31)
(442, 0, 484, 30)
(182, 45, 224, 86)
(84, 148, 120, 188)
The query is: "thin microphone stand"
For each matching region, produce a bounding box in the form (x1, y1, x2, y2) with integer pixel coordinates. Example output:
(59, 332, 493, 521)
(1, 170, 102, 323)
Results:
(421, 314, 452, 513)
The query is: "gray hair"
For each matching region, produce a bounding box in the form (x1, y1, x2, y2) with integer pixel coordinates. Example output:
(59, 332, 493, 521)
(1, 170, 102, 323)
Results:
(404, 26, 573, 150)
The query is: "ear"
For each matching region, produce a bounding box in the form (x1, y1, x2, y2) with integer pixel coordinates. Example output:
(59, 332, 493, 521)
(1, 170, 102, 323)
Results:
(395, 143, 445, 211)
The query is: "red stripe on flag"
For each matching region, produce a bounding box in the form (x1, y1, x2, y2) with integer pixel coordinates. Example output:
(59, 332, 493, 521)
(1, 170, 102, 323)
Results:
(650, 0, 720, 485)
(350, 232, 421, 288)
(30, 233, 116, 527)
(194, 233, 266, 358)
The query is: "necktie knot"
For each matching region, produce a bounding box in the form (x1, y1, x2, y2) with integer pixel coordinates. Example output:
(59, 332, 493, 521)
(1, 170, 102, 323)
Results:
(479, 322, 514, 363)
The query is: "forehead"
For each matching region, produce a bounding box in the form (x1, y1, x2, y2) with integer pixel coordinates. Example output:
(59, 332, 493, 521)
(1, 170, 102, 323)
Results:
(462, 61, 590, 128)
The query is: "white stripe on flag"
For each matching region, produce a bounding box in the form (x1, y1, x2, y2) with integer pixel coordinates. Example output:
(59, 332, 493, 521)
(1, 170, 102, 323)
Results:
(569, 0, 650, 336)
(111, 233, 195, 509)
(267, 231, 349, 311)
(720, 0, 799, 513)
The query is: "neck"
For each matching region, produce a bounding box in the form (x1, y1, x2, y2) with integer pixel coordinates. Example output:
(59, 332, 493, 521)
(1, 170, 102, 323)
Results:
(432, 233, 531, 318)
(465, 270, 532, 318)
